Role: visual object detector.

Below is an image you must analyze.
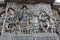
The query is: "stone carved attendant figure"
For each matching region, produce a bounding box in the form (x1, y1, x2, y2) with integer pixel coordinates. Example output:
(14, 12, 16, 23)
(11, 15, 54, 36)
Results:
(38, 10, 53, 33)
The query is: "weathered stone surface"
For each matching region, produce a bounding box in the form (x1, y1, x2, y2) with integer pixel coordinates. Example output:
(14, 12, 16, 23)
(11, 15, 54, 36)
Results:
(34, 33, 59, 40)
(0, 33, 11, 40)
(2, 3, 57, 34)
(0, 2, 59, 40)
(0, 33, 59, 40)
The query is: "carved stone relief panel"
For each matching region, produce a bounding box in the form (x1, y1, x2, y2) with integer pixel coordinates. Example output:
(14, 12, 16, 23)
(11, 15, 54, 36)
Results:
(0, 2, 58, 35)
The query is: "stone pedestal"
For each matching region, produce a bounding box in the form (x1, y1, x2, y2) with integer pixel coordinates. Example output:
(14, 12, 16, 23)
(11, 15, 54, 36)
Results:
(34, 33, 59, 40)
(0, 33, 59, 40)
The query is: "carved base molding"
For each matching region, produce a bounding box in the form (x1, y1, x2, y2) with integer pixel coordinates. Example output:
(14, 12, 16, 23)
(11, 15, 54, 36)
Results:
(0, 33, 59, 40)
